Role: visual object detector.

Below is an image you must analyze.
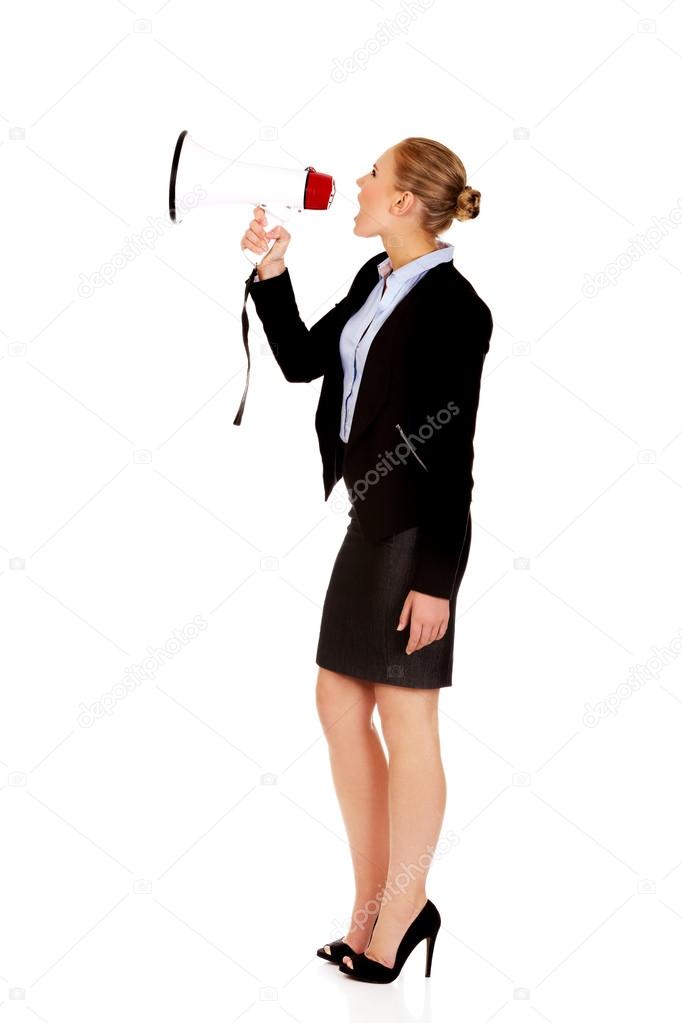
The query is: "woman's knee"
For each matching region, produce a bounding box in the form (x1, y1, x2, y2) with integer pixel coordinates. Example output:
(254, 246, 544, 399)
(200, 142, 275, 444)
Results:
(315, 667, 376, 736)
(375, 687, 440, 750)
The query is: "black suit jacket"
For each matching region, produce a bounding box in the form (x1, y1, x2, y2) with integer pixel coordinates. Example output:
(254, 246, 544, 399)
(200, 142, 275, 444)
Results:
(249, 251, 493, 600)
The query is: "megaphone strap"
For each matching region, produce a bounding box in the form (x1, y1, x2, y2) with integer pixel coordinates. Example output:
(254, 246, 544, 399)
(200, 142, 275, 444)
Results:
(233, 266, 259, 425)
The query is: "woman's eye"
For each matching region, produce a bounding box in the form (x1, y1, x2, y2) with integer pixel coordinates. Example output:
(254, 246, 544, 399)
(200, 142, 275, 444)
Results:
(371, 168, 376, 177)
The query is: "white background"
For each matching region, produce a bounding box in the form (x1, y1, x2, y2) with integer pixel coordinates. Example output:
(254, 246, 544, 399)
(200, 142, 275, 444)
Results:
(1, 0, 682, 1019)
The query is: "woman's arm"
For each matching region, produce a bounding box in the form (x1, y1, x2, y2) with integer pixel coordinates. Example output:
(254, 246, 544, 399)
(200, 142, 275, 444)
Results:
(249, 266, 355, 383)
(407, 296, 493, 600)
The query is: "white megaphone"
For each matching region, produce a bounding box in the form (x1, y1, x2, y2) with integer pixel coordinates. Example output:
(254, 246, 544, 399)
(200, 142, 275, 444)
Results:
(168, 130, 336, 266)
(168, 130, 336, 426)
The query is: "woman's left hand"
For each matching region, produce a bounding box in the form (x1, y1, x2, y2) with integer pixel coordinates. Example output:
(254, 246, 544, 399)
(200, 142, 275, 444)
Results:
(397, 591, 450, 654)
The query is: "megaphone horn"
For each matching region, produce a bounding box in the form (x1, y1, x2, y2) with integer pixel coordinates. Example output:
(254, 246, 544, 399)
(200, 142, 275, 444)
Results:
(169, 130, 335, 232)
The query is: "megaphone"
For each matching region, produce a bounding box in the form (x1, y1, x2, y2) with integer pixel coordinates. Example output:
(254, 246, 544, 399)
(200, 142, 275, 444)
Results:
(168, 130, 337, 426)
(168, 130, 336, 266)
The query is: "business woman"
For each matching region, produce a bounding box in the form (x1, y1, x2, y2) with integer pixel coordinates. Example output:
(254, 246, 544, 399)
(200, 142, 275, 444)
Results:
(242, 137, 493, 984)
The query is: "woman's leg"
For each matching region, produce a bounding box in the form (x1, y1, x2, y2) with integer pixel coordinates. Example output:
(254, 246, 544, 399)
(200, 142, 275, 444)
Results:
(342, 684, 444, 970)
(315, 667, 390, 953)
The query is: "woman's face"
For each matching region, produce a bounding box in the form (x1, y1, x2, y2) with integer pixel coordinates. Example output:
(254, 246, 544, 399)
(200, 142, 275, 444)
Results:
(354, 147, 399, 237)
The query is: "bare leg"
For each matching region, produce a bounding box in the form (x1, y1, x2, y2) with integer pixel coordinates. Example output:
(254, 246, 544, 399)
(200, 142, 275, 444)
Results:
(316, 667, 389, 953)
(342, 684, 445, 970)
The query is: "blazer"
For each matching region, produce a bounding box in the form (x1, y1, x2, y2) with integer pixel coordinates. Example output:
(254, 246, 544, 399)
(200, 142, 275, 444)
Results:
(249, 251, 493, 600)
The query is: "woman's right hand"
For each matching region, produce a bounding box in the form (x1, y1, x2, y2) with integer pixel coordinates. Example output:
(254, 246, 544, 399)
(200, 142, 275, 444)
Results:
(241, 206, 291, 279)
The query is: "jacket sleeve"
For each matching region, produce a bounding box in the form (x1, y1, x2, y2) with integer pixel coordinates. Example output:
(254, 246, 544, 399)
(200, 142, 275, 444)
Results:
(407, 298, 493, 600)
(249, 266, 354, 383)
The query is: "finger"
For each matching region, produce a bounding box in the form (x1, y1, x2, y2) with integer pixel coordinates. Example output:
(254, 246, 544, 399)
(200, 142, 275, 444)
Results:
(245, 228, 265, 247)
(397, 597, 411, 632)
(435, 619, 448, 641)
(249, 219, 268, 243)
(242, 237, 266, 255)
(406, 622, 423, 655)
(266, 226, 288, 245)
(411, 625, 429, 652)
(425, 624, 439, 648)
(246, 228, 269, 252)
(417, 624, 439, 652)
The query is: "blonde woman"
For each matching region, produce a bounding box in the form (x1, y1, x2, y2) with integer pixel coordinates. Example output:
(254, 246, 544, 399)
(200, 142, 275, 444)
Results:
(242, 137, 492, 984)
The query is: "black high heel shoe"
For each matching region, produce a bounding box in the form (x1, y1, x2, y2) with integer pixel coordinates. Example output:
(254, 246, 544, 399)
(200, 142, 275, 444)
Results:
(317, 915, 378, 964)
(316, 938, 354, 964)
(338, 899, 440, 983)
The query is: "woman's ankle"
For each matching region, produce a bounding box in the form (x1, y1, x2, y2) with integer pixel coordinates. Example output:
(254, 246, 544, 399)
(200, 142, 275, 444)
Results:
(346, 899, 380, 934)
(380, 887, 427, 913)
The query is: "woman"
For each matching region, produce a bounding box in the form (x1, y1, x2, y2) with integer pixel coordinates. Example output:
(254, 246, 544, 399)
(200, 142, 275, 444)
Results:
(242, 137, 493, 984)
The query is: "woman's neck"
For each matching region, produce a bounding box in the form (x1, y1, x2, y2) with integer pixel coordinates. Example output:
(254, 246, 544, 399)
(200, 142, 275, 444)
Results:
(382, 235, 440, 271)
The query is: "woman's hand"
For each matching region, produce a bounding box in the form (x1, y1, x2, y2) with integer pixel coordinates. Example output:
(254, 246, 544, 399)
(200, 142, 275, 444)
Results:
(241, 205, 291, 279)
(397, 590, 450, 654)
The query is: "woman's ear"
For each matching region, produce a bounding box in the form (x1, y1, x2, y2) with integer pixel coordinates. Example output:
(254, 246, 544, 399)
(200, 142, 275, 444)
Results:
(393, 191, 415, 216)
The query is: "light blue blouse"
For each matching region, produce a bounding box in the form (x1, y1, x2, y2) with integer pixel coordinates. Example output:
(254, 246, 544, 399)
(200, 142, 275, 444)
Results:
(338, 240, 453, 441)
(251, 239, 454, 441)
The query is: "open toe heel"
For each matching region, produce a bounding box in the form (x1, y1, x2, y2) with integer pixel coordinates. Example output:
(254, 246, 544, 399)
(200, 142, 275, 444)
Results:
(339, 899, 441, 984)
(316, 915, 378, 965)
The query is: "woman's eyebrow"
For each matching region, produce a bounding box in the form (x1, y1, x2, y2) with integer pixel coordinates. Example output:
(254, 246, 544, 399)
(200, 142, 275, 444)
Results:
(373, 162, 379, 172)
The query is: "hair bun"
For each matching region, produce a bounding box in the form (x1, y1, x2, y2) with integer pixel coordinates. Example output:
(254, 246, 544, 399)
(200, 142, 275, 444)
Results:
(454, 183, 480, 221)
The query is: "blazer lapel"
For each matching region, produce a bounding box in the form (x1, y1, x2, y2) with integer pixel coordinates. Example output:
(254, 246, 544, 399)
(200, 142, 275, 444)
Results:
(345, 261, 450, 448)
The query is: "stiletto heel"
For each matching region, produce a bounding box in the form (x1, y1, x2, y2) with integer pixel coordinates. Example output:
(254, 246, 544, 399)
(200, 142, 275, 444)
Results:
(424, 925, 439, 977)
(339, 898, 441, 984)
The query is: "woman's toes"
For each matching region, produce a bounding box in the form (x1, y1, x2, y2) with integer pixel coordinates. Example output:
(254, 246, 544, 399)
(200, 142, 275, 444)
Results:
(342, 955, 353, 969)
(324, 945, 331, 955)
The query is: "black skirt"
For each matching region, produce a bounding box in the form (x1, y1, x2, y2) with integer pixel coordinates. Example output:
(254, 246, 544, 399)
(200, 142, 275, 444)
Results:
(315, 439, 472, 689)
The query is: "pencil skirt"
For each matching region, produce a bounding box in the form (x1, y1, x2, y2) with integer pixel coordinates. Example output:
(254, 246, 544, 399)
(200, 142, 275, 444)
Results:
(315, 441, 472, 689)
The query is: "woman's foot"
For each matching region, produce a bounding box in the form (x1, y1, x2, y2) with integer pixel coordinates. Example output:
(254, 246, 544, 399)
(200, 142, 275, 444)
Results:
(324, 902, 379, 957)
(342, 892, 428, 971)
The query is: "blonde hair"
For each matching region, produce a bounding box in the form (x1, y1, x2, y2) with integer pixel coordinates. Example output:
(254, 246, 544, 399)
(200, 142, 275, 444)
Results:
(392, 136, 481, 233)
